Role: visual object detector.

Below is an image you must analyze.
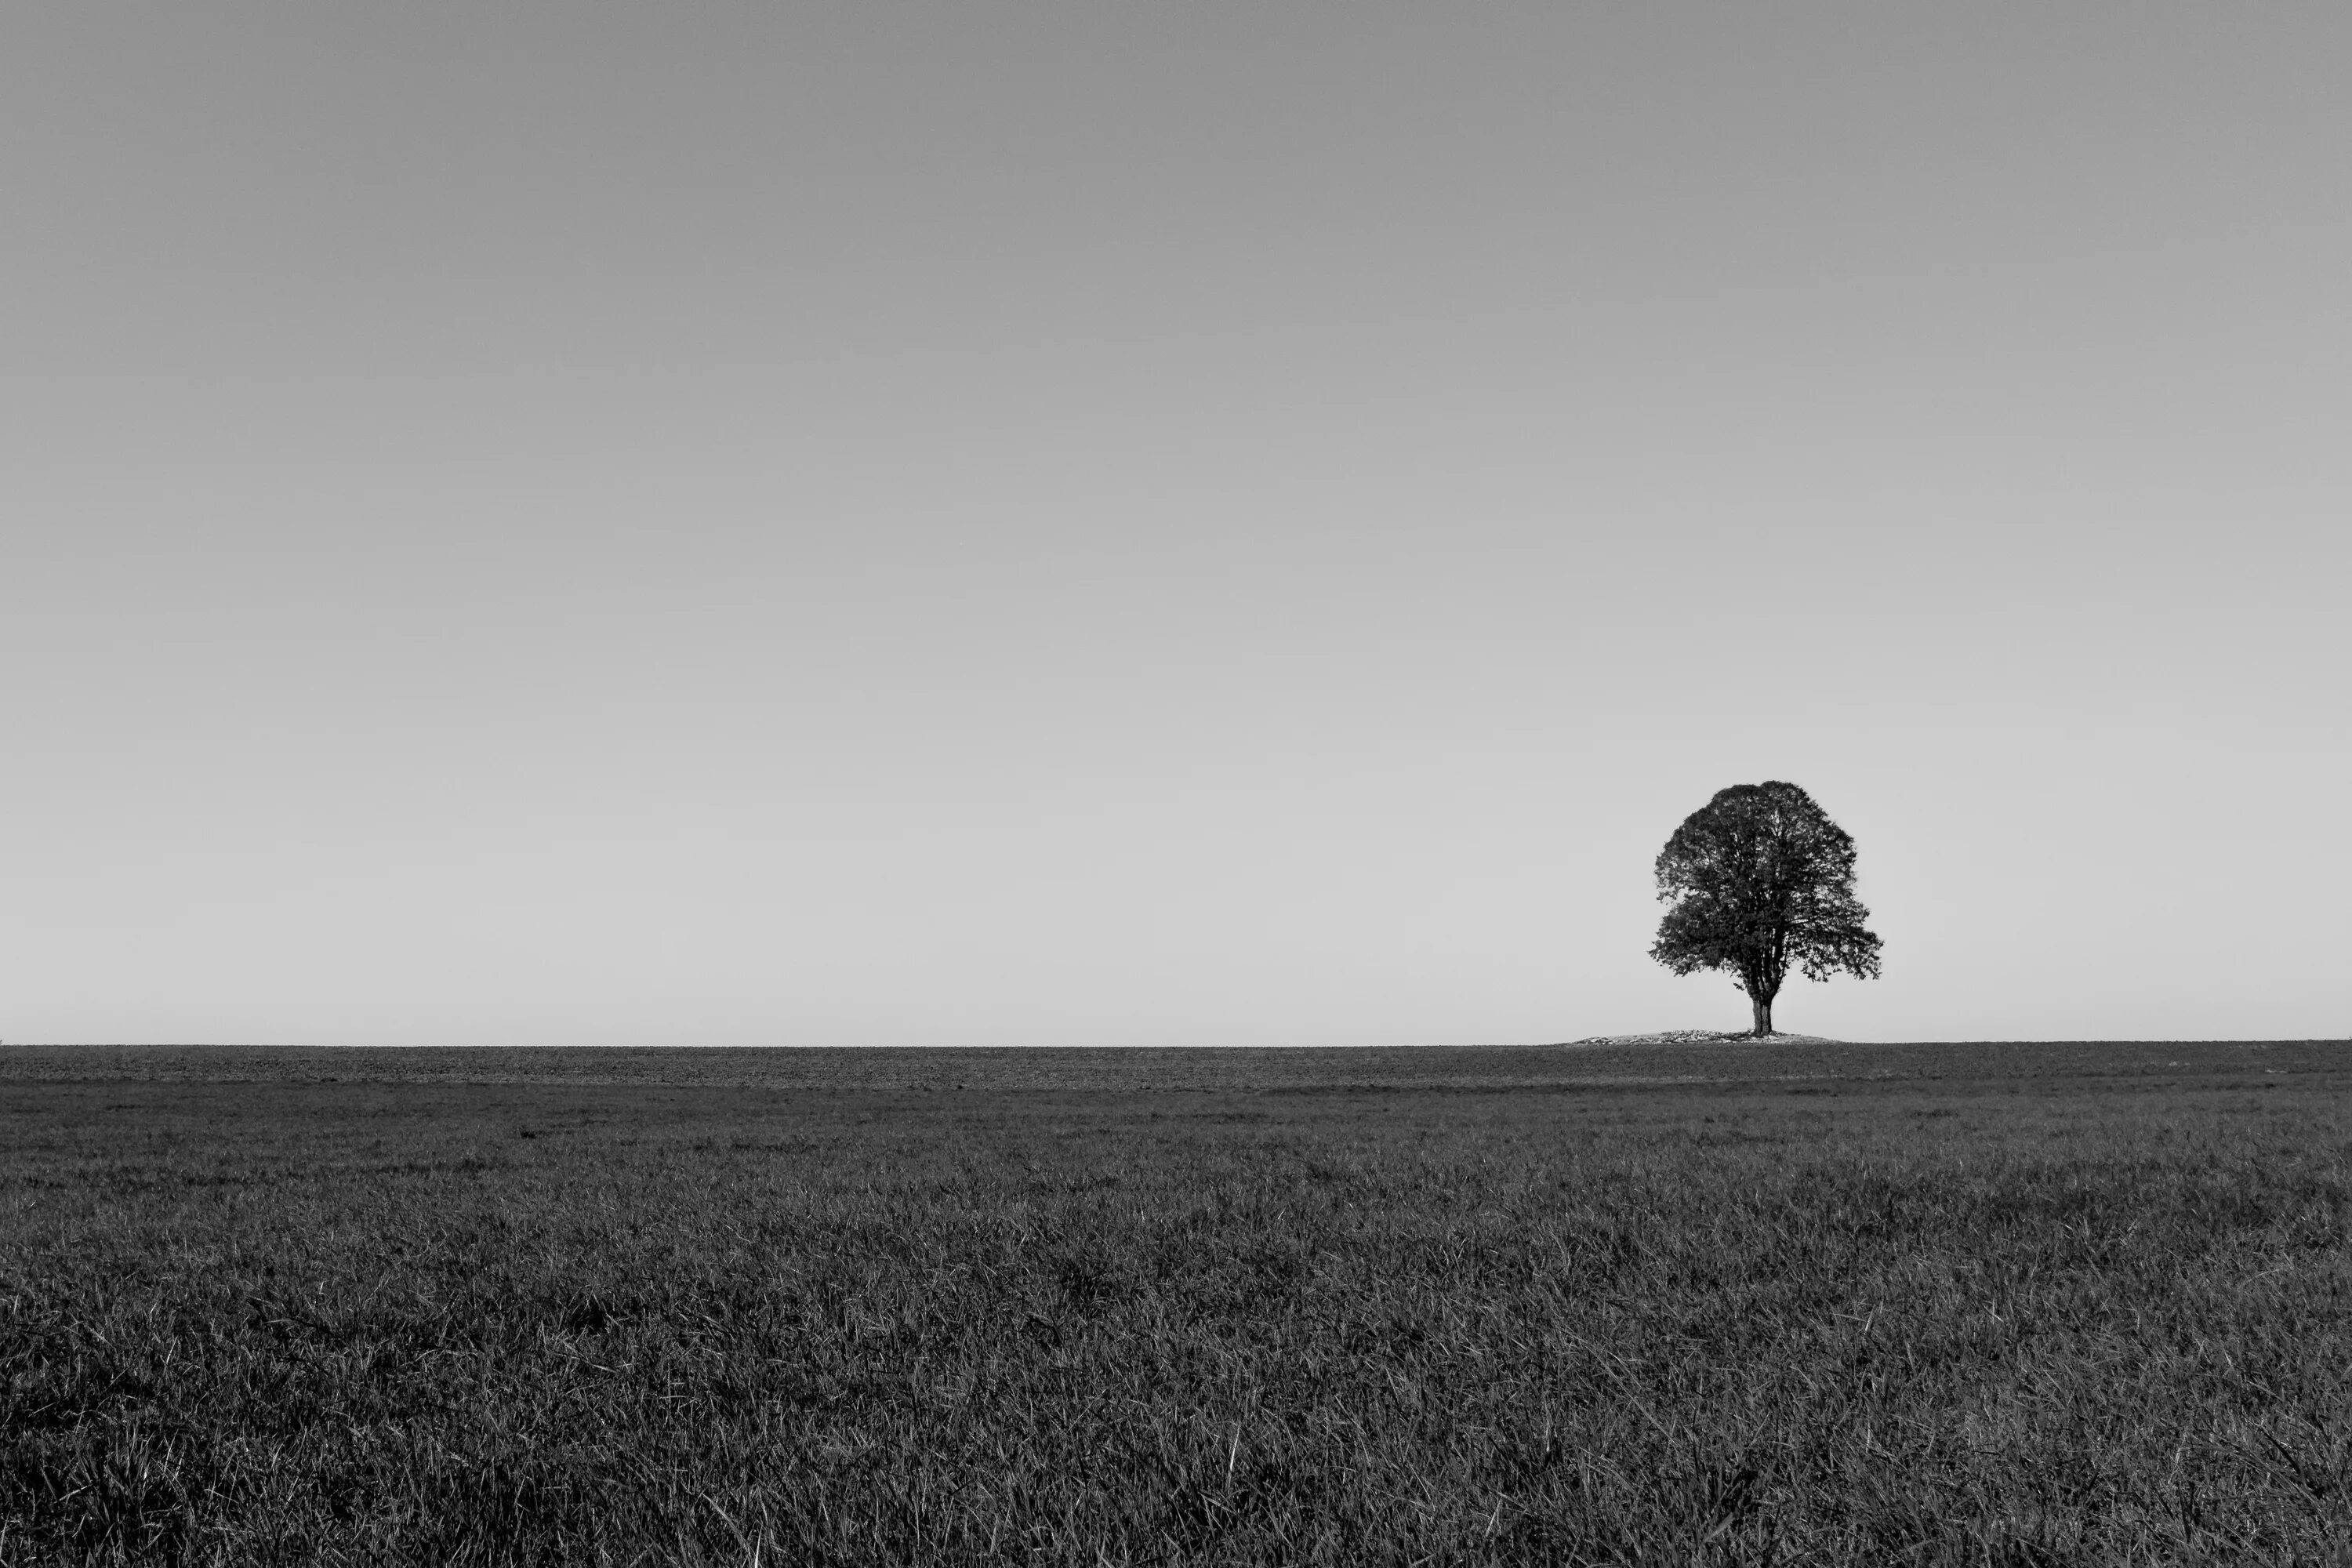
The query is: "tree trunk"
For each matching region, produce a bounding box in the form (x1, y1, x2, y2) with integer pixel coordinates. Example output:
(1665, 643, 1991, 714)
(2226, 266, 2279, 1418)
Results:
(1750, 992, 1773, 1037)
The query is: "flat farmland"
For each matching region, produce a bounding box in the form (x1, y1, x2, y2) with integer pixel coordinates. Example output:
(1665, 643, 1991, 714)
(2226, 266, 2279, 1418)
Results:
(2, 1040, 2348, 1565)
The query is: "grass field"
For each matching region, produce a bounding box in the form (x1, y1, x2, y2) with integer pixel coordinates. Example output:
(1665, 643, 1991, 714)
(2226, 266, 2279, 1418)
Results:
(3, 1040, 2348, 1565)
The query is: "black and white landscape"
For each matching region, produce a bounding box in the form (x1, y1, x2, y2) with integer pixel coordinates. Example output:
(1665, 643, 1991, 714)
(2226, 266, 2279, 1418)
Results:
(3, 2, 2347, 1561)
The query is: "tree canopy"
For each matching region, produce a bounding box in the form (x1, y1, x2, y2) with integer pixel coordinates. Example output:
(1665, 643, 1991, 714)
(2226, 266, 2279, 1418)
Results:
(1650, 781, 1882, 1036)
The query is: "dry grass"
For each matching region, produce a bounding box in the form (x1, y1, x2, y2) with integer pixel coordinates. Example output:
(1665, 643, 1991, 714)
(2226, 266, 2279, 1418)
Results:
(2, 1040, 2347, 1564)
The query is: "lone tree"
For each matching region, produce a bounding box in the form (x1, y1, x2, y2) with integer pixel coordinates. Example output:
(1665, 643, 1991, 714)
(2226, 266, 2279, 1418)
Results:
(1650, 781, 1882, 1036)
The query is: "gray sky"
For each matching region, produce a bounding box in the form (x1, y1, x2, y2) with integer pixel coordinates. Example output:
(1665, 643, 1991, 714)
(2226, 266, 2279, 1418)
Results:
(5, 2, 2345, 1046)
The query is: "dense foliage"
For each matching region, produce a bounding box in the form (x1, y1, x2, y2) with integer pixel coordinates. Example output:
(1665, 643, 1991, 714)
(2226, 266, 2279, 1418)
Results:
(2, 1043, 2347, 1564)
(1651, 780, 1884, 1035)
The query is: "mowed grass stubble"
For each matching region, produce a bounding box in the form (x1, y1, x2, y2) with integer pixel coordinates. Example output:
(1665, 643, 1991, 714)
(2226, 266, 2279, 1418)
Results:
(2, 1043, 2348, 1565)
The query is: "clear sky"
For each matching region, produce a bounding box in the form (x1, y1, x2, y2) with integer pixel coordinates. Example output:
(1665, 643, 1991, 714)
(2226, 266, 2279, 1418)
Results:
(4, 3, 2344, 1047)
